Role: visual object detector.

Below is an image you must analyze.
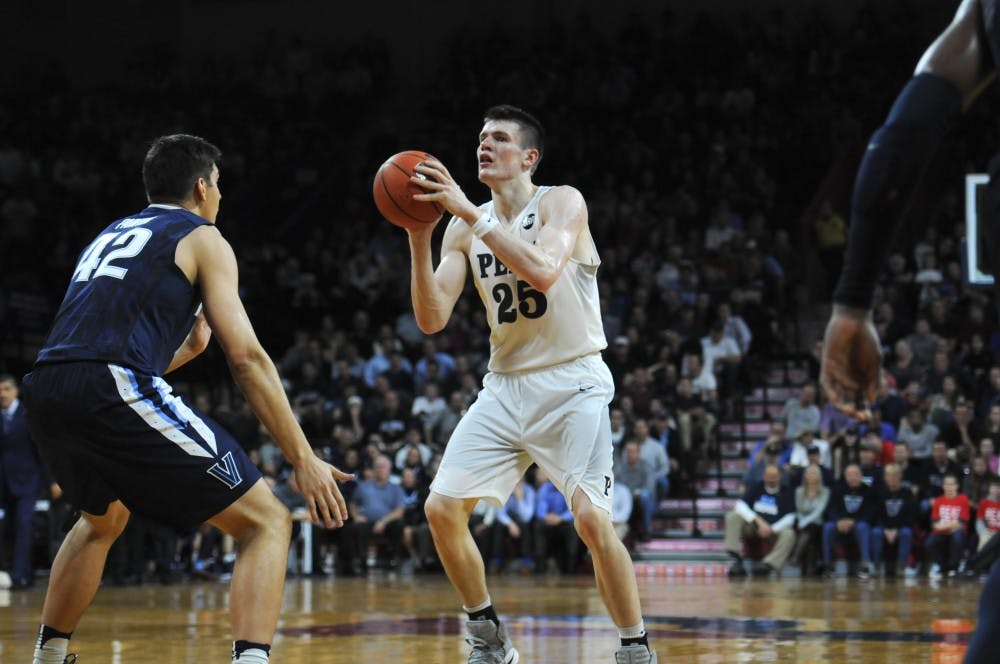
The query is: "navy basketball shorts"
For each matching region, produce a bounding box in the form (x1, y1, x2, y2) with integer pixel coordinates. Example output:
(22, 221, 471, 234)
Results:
(22, 362, 261, 532)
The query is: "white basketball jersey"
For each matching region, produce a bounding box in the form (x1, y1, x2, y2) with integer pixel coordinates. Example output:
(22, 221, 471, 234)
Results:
(469, 186, 607, 373)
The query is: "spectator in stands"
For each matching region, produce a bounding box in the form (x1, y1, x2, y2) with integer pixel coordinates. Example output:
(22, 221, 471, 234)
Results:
(965, 479, 1000, 577)
(533, 469, 578, 574)
(964, 456, 996, 513)
(748, 419, 791, 468)
(673, 376, 716, 456)
(789, 430, 830, 471)
(977, 479, 1000, 555)
(822, 464, 877, 579)
(435, 391, 466, 446)
(700, 319, 742, 412)
(400, 467, 434, 572)
(924, 440, 961, 502)
(831, 426, 862, 480)
(790, 445, 834, 489)
(819, 394, 855, 442)
(875, 373, 907, 430)
(926, 474, 970, 578)
(630, 419, 670, 500)
(350, 455, 406, 573)
(612, 481, 634, 544)
(981, 437, 1000, 475)
(687, 353, 719, 409)
(887, 340, 924, 391)
(725, 464, 796, 578)
(411, 381, 447, 445)
(906, 317, 939, 367)
(858, 440, 885, 492)
(892, 441, 925, 500)
(940, 398, 978, 465)
(717, 301, 752, 356)
(0, 374, 48, 589)
(610, 408, 628, 450)
(615, 441, 655, 542)
(394, 427, 433, 472)
(741, 442, 785, 495)
(793, 465, 830, 577)
(781, 383, 821, 440)
(897, 408, 938, 468)
(871, 463, 917, 578)
(490, 479, 535, 574)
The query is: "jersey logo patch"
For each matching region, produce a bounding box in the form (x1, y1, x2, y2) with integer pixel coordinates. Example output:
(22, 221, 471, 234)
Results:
(208, 451, 244, 489)
(523, 213, 536, 230)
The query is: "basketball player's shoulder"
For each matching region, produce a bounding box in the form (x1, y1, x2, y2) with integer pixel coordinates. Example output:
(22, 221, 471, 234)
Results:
(539, 185, 587, 224)
(540, 185, 585, 207)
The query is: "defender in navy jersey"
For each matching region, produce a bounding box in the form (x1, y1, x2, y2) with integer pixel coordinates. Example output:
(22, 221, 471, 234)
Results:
(817, 2, 1000, 660)
(22, 135, 351, 664)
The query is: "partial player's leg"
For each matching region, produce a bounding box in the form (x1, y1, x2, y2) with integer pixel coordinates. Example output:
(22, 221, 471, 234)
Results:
(34, 501, 130, 664)
(424, 494, 490, 606)
(834, 0, 991, 311)
(965, 557, 1000, 662)
(208, 479, 292, 662)
(571, 488, 643, 627)
(425, 375, 527, 664)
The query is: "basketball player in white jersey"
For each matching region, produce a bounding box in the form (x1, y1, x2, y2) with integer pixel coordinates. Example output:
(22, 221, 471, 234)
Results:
(406, 105, 656, 664)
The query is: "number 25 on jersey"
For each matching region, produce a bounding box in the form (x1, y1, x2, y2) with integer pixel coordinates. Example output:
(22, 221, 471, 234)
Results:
(73, 228, 153, 282)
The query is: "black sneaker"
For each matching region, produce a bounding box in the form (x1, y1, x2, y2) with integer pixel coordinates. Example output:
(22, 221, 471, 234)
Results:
(727, 561, 748, 578)
(64, 656, 78, 664)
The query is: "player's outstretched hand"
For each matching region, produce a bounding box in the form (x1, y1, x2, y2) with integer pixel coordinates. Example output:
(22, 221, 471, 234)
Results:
(291, 455, 354, 529)
(820, 305, 882, 422)
(411, 158, 480, 221)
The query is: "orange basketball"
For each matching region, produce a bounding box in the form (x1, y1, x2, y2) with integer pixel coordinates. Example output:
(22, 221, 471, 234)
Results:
(372, 150, 445, 231)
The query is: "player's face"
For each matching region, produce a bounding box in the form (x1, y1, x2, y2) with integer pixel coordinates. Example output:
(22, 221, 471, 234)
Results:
(477, 120, 532, 183)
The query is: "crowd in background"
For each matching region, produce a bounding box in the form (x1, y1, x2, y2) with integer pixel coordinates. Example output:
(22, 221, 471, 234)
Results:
(5, 4, 1000, 583)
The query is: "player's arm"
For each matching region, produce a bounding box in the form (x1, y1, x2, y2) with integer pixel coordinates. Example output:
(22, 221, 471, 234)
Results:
(412, 159, 586, 292)
(407, 218, 469, 334)
(164, 309, 211, 374)
(179, 226, 352, 527)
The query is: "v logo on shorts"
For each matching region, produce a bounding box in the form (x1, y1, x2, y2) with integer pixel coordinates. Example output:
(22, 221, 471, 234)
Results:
(207, 451, 244, 489)
(578, 384, 596, 392)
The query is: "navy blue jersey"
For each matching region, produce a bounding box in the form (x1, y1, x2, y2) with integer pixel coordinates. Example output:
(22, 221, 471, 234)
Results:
(36, 205, 210, 376)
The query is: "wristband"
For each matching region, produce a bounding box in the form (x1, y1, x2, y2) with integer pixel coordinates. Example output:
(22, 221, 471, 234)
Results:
(470, 212, 497, 239)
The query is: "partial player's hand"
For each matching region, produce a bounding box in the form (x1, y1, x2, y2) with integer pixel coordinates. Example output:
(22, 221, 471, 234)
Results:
(290, 455, 354, 529)
(820, 305, 882, 422)
(411, 158, 480, 221)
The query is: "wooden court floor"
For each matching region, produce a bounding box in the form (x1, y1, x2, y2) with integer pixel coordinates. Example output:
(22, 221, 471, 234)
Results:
(0, 572, 984, 662)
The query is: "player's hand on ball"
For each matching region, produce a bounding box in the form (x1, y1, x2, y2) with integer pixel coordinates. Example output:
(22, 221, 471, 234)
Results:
(411, 158, 480, 221)
(291, 454, 354, 529)
(820, 305, 882, 422)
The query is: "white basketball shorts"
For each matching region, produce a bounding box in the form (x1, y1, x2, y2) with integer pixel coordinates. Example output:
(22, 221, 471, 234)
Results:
(431, 353, 615, 514)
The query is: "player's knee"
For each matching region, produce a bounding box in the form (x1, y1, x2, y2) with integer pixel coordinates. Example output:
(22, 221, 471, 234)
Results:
(572, 500, 611, 549)
(424, 493, 463, 530)
(84, 502, 130, 540)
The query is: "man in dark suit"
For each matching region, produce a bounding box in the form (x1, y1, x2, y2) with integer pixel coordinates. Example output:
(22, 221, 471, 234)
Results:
(0, 373, 46, 589)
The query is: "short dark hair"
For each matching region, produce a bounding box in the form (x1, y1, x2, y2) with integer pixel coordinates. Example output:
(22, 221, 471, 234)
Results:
(0, 373, 16, 387)
(143, 134, 221, 203)
(483, 105, 544, 171)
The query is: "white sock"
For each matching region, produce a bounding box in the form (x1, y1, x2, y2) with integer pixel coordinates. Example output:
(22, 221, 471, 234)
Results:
(232, 647, 269, 663)
(33, 638, 69, 664)
(462, 595, 493, 614)
(618, 621, 646, 640)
